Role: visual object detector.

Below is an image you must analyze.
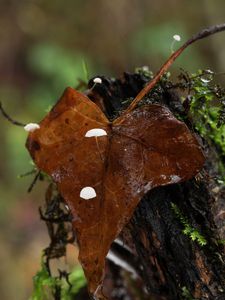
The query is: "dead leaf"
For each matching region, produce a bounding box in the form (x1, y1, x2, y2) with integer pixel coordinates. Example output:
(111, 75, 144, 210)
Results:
(26, 87, 204, 298)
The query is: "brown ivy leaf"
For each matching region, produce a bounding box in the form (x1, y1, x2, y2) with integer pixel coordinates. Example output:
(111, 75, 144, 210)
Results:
(26, 87, 204, 298)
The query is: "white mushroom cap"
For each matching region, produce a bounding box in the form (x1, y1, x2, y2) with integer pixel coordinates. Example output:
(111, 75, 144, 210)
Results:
(93, 77, 102, 84)
(173, 34, 181, 41)
(24, 123, 40, 132)
(80, 187, 97, 200)
(85, 128, 107, 137)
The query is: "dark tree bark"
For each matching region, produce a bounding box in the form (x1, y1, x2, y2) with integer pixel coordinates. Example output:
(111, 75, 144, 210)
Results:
(86, 72, 225, 300)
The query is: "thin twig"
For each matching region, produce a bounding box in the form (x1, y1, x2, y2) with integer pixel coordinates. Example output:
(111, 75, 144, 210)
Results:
(117, 23, 225, 120)
(0, 102, 26, 126)
(18, 169, 37, 178)
(27, 170, 41, 193)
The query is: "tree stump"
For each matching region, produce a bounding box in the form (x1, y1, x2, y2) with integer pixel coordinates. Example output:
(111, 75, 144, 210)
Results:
(84, 71, 225, 300)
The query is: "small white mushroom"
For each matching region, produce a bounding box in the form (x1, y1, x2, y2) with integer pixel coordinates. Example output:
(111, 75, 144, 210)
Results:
(85, 128, 107, 137)
(171, 34, 182, 53)
(93, 77, 102, 84)
(80, 187, 97, 200)
(173, 34, 181, 41)
(24, 123, 40, 132)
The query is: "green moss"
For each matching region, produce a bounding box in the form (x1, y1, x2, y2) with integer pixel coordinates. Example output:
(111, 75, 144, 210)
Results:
(61, 267, 87, 300)
(30, 257, 58, 300)
(171, 203, 207, 246)
(30, 256, 86, 300)
(217, 239, 225, 245)
(135, 66, 153, 78)
(181, 286, 195, 300)
(180, 70, 225, 180)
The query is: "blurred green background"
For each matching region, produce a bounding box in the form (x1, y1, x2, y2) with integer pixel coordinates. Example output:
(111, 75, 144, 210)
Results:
(0, 1, 225, 299)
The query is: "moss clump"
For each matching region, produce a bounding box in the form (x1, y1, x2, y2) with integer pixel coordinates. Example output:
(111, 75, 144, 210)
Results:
(171, 202, 207, 246)
(181, 286, 195, 300)
(30, 256, 86, 300)
(175, 70, 225, 181)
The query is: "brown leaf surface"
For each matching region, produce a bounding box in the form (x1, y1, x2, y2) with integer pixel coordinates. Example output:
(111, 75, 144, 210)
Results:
(26, 87, 205, 298)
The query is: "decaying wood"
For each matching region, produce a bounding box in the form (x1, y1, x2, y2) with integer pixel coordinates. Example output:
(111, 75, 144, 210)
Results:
(26, 84, 204, 298)
(87, 72, 225, 300)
